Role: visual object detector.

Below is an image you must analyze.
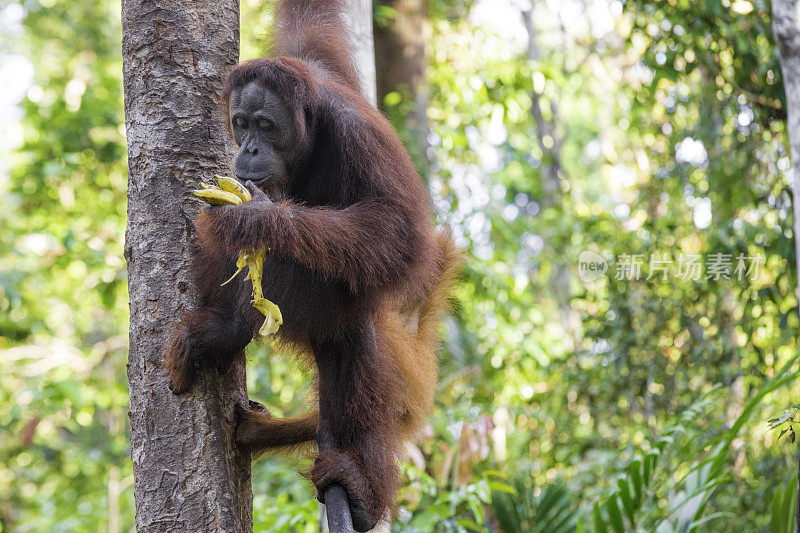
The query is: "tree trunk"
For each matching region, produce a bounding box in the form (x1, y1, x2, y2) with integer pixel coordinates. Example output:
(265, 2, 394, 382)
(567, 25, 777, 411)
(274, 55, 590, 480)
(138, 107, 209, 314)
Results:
(345, 0, 378, 107)
(374, 0, 431, 171)
(772, 3, 800, 531)
(374, 0, 429, 106)
(774, 0, 800, 325)
(122, 0, 252, 531)
(521, 4, 580, 350)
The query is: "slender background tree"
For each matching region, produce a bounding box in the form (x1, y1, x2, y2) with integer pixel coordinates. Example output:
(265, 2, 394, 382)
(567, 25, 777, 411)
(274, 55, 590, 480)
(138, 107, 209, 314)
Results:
(771, 2, 800, 529)
(346, 0, 378, 107)
(374, 0, 430, 170)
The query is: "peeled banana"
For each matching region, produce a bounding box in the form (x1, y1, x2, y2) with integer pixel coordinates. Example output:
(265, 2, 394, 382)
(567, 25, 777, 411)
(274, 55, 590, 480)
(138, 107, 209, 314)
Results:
(195, 176, 282, 336)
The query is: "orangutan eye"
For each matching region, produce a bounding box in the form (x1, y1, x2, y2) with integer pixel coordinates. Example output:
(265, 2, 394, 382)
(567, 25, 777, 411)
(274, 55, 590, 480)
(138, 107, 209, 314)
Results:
(258, 119, 276, 133)
(232, 116, 247, 129)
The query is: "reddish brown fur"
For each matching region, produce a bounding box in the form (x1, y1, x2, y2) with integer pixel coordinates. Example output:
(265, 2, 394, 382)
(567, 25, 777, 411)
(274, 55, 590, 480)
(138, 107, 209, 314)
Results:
(163, 0, 460, 528)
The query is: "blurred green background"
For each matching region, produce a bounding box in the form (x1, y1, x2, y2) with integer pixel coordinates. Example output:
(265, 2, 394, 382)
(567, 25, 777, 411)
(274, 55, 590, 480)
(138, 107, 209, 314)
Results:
(2, 0, 800, 531)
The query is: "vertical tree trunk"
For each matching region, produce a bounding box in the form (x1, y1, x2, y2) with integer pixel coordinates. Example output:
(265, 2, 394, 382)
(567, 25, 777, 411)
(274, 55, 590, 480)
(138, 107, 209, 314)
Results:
(374, 0, 431, 171)
(374, 0, 429, 106)
(345, 0, 378, 106)
(521, 4, 580, 350)
(774, 0, 800, 325)
(772, 2, 800, 531)
(122, 0, 252, 531)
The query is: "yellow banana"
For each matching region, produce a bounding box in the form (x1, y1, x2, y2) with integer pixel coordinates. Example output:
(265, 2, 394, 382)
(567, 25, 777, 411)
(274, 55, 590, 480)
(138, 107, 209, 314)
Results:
(192, 188, 243, 205)
(214, 175, 252, 203)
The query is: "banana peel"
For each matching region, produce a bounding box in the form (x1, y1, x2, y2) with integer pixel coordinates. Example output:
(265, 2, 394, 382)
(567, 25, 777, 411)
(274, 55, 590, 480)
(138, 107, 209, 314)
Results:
(224, 248, 282, 336)
(252, 297, 283, 336)
(221, 251, 249, 286)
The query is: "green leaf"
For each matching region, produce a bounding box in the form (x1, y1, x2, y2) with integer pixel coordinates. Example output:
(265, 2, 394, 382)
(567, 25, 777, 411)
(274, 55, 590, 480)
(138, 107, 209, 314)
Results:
(605, 495, 625, 533)
(616, 478, 636, 525)
(629, 459, 643, 506)
(781, 479, 797, 533)
(592, 502, 608, 533)
(771, 486, 783, 533)
(456, 518, 483, 531)
(488, 480, 518, 495)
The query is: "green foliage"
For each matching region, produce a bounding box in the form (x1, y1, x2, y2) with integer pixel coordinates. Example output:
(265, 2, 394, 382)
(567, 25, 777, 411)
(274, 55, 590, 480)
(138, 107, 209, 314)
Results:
(396, 466, 506, 531)
(251, 461, 319, 532)
(492, 480, 575, 533)
(769, 479, 797, 533)
(0, 0, 131, 529)
(587, 350, 800, 532)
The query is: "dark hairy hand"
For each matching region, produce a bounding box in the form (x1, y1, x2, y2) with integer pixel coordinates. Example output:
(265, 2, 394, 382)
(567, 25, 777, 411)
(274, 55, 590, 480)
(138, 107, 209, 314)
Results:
(245, 180, 274, 206)
(198, 181, 279, 254)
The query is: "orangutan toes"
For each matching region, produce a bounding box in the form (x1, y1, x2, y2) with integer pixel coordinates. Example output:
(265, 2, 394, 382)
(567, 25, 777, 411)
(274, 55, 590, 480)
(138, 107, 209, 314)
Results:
(312, 449, 379, 532)
(234, 400, 273, 451)
(247, 399, 269, 414)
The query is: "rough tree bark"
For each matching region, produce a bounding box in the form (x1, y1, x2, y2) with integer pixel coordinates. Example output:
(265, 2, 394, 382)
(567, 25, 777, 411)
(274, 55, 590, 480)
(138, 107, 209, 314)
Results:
(122, 0, 252, 531)
(772, 2, 800, 531)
